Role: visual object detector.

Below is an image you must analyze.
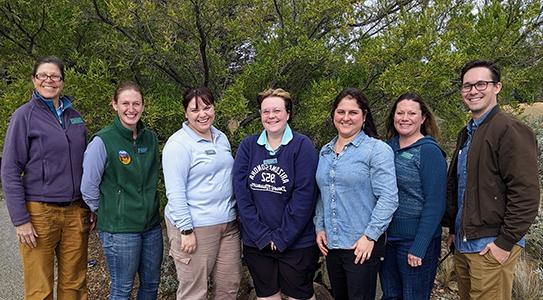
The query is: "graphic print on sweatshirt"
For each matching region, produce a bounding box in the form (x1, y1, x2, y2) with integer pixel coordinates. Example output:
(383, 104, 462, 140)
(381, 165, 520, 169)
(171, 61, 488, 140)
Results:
(249, 160, 290, 194)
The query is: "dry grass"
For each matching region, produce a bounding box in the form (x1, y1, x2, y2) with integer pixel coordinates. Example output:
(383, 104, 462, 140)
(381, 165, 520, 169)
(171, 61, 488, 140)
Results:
(436, 254, 456, 291)
(513, 255, 543, 300)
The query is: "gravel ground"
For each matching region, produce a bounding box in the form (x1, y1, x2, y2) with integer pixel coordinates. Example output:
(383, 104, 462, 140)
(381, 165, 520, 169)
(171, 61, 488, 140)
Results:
(1, 191, 459, 300)
(0, 197, 24, 300)
(87, 227, 460, 300)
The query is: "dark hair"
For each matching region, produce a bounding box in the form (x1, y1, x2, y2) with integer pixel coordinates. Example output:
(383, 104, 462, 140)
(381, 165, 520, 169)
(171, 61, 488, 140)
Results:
(331, 87, 378, 138)
(183, 87, 215, 110)
(385, 92, 440, 139)
(113, 81, 144, 103)
(32, 56, 65, 80)
(460, 60, 501, 83)
(257, 88, 293, 117)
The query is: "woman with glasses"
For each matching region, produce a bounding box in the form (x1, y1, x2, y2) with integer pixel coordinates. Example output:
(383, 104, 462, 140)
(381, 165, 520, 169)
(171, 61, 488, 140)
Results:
(314, 87, 398, 300)
(1, 56, 90, 299)
(81, 81, 162, 299)
(379, 93, 447, 300)
(163, 87, 241, 299)
(233, 88, 319, 300)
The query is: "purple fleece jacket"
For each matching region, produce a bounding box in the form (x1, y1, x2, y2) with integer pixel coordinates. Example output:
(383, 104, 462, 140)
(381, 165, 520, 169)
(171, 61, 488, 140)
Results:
(1, 92, 87, 226)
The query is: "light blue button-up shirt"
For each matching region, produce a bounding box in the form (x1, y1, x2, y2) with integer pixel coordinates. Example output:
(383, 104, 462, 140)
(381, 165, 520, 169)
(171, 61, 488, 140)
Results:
(314, 131, 398, 249)
(163, 122, 237, 231)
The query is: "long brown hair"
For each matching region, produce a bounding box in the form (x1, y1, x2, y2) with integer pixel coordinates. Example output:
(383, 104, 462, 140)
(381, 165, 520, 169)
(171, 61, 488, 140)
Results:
(385, 92, 439, 139)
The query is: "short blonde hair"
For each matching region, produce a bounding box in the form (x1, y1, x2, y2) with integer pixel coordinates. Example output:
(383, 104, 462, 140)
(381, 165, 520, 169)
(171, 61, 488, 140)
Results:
(257, 88, 293, 115)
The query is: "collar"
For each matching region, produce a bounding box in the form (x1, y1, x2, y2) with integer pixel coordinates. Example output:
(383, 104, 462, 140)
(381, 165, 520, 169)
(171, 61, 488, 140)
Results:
(113, 116, 144, 141)
(257, 124, 293, 154)
(33, 90, 72, 112)
(468, 105, 495, 134)
(325, 130, 367, 153)
(181, 121, 220, 143)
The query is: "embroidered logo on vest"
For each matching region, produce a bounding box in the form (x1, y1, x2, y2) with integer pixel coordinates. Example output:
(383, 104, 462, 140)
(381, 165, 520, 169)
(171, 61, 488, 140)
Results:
(118, 150, 131, 165)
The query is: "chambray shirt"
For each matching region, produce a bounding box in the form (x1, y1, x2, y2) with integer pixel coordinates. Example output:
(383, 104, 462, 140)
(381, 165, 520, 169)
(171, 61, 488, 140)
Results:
(314, 131, 399, 249)
(163, 122, 237, 231)
(455, 108, 525, 252)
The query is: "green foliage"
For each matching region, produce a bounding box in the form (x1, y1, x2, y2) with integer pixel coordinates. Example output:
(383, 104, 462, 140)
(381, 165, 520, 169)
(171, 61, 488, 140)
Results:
(1, 0, 542, 155)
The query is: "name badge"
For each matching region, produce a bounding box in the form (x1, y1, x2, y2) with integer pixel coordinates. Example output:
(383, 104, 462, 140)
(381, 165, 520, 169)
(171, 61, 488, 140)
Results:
(400, 151, 413, 159)
(137, 147, 148, 154)
(70, 117, 84, 124)
(205, 149, 216, 155)
(263, 158, 278, 165)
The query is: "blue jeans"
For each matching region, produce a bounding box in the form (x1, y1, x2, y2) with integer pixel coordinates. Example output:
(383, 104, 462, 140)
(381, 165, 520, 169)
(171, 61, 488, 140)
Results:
(380, 236, 441, 300)
(99, 224, 163, 300)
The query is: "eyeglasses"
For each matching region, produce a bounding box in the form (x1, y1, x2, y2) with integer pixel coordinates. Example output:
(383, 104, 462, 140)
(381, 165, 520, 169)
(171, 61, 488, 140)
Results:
(460, 80, 496, 93)
(34, 73, 63, 82)
(260, 108, 285, 117)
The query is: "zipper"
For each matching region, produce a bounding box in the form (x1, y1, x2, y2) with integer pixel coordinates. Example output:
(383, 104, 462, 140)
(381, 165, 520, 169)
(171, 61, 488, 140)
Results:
(117, 189, 122, 217)
(459, 128, 473, 242)
(64, 113, 77, 200)
(133, 135, 145, 206)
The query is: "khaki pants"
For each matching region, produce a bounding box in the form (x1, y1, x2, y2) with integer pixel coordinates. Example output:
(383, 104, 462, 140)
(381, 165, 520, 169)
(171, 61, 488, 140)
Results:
(454, 245, 522, 300)
(19, 201, 90, 300)
(166, 219, 241, 300)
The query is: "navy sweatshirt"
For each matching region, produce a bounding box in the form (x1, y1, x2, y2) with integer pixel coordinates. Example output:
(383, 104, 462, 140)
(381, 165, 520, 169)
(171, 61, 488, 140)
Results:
(233, 132, 318, 251)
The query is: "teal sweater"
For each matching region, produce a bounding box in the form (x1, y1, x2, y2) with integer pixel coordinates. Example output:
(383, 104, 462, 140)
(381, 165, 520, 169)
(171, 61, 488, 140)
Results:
(95, 117, 160, 233)
(386, 136, 447, 258)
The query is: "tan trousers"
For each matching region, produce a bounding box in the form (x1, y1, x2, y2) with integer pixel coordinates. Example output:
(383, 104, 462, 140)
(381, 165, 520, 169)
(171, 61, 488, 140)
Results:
(19, 201, 90, 300)
(166, 219, 242, 300)
(454, 245, 522, 300)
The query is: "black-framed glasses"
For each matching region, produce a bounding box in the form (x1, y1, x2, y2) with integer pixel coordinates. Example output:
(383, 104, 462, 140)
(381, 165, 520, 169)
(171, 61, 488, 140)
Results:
(34, 73, 63, 82)
(460, 80, 496, 93)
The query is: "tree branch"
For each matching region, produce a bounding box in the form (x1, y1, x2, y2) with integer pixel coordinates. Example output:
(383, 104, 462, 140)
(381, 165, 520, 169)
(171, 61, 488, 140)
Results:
(192, 0, 210, 86)
(273, 0, 286, 45)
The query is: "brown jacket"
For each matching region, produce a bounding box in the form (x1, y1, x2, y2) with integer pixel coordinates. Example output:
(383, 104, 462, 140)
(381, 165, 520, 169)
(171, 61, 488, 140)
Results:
(442, 106, 540, 251)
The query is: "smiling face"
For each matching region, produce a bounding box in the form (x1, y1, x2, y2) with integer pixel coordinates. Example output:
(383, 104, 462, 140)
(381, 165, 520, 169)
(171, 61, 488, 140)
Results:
(393, 99, 426, 139)
(260, 96, 290, 137)
(112, 89, 144, 131)
(333, 97, 365, 139)
(462, 67, 501, 119)
(32, 63, 64, 101)
(185, 97, 215, 137)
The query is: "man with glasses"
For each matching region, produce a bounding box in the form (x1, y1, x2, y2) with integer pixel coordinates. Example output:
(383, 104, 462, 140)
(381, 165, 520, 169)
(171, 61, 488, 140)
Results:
(442, 60, 540, 300)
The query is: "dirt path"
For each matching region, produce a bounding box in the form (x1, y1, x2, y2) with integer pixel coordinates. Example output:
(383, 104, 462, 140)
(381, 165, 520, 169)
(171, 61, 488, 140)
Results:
(0, 196, 24, 300)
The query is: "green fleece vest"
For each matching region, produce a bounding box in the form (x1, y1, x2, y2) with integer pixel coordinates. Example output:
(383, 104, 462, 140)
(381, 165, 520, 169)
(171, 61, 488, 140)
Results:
(95, 117, 160, 232)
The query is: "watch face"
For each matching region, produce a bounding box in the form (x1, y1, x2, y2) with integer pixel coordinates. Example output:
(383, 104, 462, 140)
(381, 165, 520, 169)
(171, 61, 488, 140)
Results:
(181, 229, 193, 235)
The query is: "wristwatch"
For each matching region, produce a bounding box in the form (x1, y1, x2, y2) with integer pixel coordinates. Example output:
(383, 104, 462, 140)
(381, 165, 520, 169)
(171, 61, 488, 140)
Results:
(181, 228, 193, 235)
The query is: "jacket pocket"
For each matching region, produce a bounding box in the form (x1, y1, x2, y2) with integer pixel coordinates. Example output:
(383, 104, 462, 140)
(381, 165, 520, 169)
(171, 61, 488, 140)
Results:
(42, 160, 48, 185)
(116, 189, 123, 221)
(478, 184, 505, 226)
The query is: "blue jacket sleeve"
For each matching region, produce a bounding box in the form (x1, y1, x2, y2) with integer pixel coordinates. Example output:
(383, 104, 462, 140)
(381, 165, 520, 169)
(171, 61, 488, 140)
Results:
(409, 143, 447, 258)
(1, 109, 30, 226)
(233, 137, 273, 249)
(271, 137, 318, 251)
